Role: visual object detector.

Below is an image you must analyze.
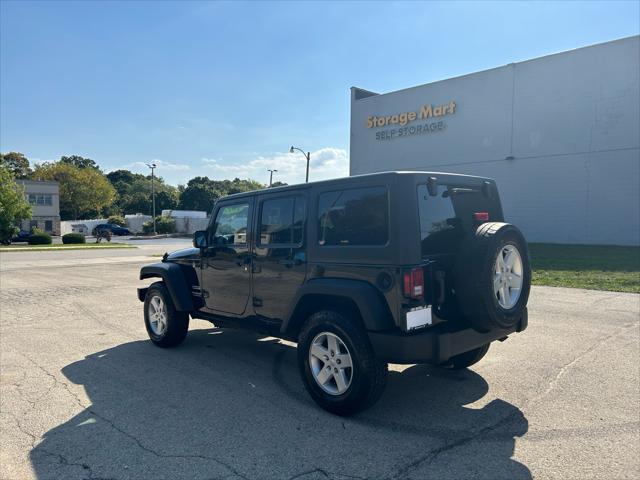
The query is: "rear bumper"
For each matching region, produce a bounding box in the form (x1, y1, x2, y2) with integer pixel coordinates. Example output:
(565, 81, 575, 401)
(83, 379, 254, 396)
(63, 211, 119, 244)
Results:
(369, 308, 528, 364)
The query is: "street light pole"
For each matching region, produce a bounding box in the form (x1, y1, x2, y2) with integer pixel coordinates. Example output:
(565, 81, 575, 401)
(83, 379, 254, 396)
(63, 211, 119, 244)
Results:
(289, 146, 311, 183)
(146, 163, 157, 235)
(267, 169, 278, 187)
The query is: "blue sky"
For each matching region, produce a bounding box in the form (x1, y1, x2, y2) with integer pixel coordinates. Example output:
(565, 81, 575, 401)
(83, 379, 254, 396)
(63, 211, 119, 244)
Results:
(1, 0, 638, 186)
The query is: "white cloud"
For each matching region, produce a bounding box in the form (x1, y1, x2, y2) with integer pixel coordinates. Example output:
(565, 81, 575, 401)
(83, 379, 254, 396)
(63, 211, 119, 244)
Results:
(123, 159, 191, 173)
(201, 147, 349, 185)
(29, 157, 57, 166)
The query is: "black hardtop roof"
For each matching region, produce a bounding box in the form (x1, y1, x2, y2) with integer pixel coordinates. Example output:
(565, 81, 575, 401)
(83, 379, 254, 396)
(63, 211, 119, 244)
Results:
(220, 170, 495, 202)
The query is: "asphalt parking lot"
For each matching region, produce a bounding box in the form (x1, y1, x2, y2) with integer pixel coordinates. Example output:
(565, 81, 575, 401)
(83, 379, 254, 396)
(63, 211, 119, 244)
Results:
(1, 242, 638, 480)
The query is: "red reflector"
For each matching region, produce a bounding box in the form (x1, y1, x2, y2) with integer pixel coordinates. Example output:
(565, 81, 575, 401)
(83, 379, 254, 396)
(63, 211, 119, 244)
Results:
(403, 267, 424, 299)
(474, 212, 489, 221)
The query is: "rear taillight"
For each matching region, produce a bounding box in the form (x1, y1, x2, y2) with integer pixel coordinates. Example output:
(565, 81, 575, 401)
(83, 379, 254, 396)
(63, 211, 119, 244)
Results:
(403, 267, 424, 299)
(474, 212, 489, 221)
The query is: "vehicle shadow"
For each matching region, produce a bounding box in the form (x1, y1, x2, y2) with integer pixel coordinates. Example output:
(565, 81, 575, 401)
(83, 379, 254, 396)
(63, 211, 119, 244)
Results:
(30, 327, 531, 480)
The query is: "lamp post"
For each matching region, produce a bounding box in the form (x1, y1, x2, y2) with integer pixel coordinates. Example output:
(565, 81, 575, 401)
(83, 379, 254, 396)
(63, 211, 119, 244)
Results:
(146, 163, 157, 235)
(289, 146, 310, 183)
(267, 169, 278, 187)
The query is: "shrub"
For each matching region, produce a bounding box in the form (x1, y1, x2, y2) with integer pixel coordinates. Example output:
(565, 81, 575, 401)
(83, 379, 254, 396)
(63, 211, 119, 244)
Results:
(142, 215, 176, 234)
(28, 232, 52, 245)
(107, 215, 126, 226)
(62, 233, 86, 244)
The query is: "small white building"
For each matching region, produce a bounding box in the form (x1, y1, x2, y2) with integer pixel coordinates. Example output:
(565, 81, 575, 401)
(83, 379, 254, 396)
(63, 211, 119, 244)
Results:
(17, 180, 61, 235)
(161, 210, 209, 234)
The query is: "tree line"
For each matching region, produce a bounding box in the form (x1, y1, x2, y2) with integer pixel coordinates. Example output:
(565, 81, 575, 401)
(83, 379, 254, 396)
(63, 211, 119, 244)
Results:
(0, 152, 285, 221)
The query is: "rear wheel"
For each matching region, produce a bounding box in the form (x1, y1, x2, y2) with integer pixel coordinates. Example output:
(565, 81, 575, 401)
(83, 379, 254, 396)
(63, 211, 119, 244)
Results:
(298, 310, 387, 416)
(442, 343, 490, 370)
(144, 282, 189, 348)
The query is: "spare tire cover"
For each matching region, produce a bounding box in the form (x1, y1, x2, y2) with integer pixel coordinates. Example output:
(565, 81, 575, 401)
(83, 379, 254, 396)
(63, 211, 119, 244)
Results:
(454, 222, 531, 332)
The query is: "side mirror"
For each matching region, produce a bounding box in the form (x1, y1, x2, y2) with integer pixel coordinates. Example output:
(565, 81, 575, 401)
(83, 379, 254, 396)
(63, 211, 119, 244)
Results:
(193, 230, 208, 249)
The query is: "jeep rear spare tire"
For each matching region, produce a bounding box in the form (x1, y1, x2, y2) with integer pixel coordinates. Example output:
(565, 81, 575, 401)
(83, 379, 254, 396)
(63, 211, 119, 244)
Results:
(455, 222, 531, 332)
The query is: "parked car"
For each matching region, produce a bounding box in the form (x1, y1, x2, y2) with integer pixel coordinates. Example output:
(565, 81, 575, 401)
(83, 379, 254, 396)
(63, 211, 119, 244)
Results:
(137, 171, 531, 415)
(92, 223, 131, 236)
(5, 230, 31, 244)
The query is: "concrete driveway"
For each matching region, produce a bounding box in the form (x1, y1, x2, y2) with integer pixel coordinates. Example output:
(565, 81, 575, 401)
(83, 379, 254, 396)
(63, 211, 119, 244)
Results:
(1, 247, 638, 479)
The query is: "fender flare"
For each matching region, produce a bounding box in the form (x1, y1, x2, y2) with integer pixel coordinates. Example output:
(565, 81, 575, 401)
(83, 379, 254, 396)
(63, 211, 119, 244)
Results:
(281, 278, 394, 335)
(140, 262, 194, 312)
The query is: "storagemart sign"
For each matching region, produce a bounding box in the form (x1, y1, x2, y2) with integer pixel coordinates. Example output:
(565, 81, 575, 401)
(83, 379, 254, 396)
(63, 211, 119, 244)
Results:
(366, 100, 457, 141)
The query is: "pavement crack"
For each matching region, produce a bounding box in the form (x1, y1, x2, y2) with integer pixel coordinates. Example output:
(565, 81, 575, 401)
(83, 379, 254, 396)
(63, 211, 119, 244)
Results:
(392, 322, 639, 479)
(84, 407, 251, 480)
(4, 411, 38, 448)
(287, 468, 367, 480)
(531, 322, 638, 405)
(390, 409, 521, 479)
(39, 448, 94, 479)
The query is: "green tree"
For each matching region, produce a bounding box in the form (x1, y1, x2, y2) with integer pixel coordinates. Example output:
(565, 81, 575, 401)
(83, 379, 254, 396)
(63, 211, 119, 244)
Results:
(107, 215, 126, 226)
(178, 176, 264, 212)
(106, 169, 179, 215)
(0, 152, 31, 178)
(0, 164, 32, 242)
(32, 162, 116, 220)
(177, 177, 220, 212)
(60, 155, 100, 170)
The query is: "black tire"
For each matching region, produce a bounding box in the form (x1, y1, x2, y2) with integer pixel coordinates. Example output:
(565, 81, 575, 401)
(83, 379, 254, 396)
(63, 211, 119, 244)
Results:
(143, 282, 189, 348)
(442, 343, 490, 370)
(298, 310, 388, 416)
(455, 222, 531, 332)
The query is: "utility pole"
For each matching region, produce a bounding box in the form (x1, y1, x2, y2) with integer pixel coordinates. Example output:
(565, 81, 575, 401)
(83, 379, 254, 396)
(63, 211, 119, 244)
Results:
(289, 146, 311, 183)
(146, 163, 157, 235)
(267, 169, 278, 187)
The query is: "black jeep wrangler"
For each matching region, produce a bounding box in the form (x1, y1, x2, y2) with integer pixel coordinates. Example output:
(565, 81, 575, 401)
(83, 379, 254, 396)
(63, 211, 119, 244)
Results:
(138, 171, 530, 415)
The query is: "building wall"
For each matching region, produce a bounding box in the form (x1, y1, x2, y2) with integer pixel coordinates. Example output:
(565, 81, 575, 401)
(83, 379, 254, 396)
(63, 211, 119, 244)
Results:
(17, 180, 61, 235)
(350, 36, 640, 245)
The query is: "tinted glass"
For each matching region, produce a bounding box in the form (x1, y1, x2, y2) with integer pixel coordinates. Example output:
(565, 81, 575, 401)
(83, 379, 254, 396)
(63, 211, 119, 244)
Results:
(292, 197, 306, 244)
(318, 187, 388, 246)
(260, 196, 306, 245)
(214, 203, 249, 245)
(418, 185, 461, 255)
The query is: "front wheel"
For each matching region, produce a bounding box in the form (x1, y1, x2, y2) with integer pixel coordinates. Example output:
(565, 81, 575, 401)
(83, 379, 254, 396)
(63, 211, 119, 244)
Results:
(144, 282, 189, 348)
(298, 310, 387, 416)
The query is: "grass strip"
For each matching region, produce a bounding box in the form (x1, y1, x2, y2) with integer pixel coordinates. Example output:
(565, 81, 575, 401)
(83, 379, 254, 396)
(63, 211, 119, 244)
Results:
(529, 243, 640, 293)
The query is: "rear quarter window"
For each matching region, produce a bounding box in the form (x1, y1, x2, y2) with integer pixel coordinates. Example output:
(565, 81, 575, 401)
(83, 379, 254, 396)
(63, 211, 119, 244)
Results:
(318, 186, 388, 246)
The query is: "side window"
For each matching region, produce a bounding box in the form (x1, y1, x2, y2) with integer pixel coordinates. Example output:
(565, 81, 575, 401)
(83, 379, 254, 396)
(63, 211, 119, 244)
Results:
(318, 186, 388, 246)
(259, 196, 306, 246)
(212, 203, 249, 245)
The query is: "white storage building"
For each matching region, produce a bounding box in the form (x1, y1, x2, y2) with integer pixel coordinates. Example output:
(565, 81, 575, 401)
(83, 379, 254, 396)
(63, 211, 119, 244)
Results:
(349, 36, 640, 245)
